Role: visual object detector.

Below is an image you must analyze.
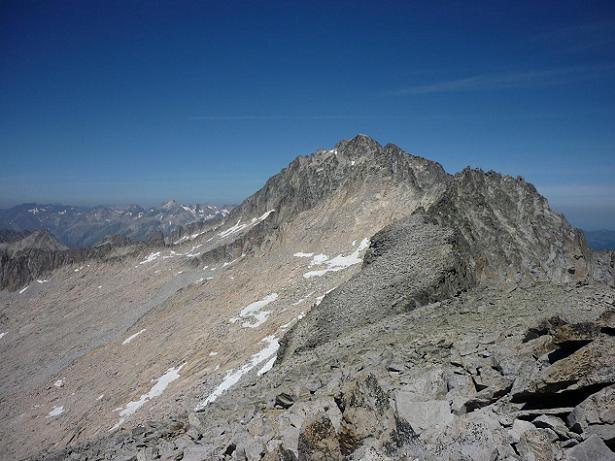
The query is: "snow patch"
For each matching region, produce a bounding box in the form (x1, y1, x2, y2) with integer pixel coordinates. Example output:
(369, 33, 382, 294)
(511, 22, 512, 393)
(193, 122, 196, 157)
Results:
(218, 219, 248, 238)
(110, 364, 184, 431)
(257, 356, 276, 376)
(236, 293, 279, 328)
(258, 210, 275, 221)
(19, 285, 29, 294)
(195, 336, 278, 410)
(303, 239, 370, 278)
(223, 253, 245, 267)
(310, 254, 329, 266)
(218, 210, 274, 239)
(47, 405, 64, 417)
(0, 332, 6, 339)
(139, 252, 160, 265)
(293, 252, 314, 258)
(122, 329, 146, 345)
(37, 279, 49, 284)
(97, 394, 105, 401)
(292, 291, 314, 305)
(54, 378, 64, 387)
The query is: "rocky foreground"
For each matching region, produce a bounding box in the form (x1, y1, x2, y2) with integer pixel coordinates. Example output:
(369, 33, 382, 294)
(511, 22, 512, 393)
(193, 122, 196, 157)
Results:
(42, 283, 615, 461)
(1, 135, 614, 460)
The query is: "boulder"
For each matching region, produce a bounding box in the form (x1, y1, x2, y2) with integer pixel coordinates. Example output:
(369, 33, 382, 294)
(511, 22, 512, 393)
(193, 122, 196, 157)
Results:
(297, 414, 342, 461)
(394, 394, 453, 434)
(564, 435, 615, 461)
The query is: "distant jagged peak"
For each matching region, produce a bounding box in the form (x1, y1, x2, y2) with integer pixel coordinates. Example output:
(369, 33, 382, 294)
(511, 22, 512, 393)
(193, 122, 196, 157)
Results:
(7, 229, 68, 252)
(160, 199, 179, 209)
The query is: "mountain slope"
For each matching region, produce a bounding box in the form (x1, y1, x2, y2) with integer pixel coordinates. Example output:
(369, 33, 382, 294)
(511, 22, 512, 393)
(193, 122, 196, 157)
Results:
(0, 135, 612, 461)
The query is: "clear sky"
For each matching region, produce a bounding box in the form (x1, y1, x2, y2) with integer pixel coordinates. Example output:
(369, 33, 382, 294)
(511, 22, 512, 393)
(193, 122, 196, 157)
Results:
(1, 1, 614, 229)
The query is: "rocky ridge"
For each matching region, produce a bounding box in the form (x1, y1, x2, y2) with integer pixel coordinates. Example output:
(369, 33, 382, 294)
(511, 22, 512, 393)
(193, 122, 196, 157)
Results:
(0, 230, 148, 291)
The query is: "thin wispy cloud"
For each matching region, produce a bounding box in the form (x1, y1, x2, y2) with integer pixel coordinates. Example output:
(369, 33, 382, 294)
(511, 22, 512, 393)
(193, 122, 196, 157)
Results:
(189, 115, 404, 121)
(392, 63, 615, 95)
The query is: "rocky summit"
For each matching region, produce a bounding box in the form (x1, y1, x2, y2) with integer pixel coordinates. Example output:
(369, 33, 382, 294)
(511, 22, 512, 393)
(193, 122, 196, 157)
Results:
(0, 135, 614, 461)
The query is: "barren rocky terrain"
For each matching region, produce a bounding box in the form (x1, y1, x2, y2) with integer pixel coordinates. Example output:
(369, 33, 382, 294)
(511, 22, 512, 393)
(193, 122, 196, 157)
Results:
(1, 135, 614, 461)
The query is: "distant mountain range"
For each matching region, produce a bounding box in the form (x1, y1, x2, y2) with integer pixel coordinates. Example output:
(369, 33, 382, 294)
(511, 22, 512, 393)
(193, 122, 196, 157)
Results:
(0, 200, 231, 248)
(583, 229, 615, 251)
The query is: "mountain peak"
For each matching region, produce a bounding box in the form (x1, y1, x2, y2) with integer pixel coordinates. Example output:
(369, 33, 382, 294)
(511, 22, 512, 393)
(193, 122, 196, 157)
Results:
(335, 133, 382, 157)
(160, 199, 179, 209)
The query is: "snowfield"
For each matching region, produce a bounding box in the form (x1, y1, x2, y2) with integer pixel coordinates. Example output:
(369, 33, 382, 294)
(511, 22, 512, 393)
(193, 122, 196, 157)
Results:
(303, 238, 370, 278)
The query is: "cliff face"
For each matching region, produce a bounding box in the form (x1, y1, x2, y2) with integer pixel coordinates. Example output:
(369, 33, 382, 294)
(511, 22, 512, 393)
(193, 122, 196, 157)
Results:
(424, 168, 591, 285)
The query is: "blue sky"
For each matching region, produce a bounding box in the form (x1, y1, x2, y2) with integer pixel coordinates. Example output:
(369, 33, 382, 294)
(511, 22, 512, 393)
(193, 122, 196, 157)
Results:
(1, 1, 614, 229)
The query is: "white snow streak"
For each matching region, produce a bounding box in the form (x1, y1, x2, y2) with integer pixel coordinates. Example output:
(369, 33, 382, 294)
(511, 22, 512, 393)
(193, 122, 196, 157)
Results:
(218, 210, 274, 239)
(139, 252, 160, 265)
(0, 332, 7, 340)
(194, 336, 279, 410)
(122, 329, 147, 345)
(292, 291, 314, 305)
(19, 286, 29, 294)
(293, 252, 314, 258)
(223, 253, 245, 267)
(257, 356, 276, 376)
(110, 364, 184, 431)
(218, 219, 248, 238)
